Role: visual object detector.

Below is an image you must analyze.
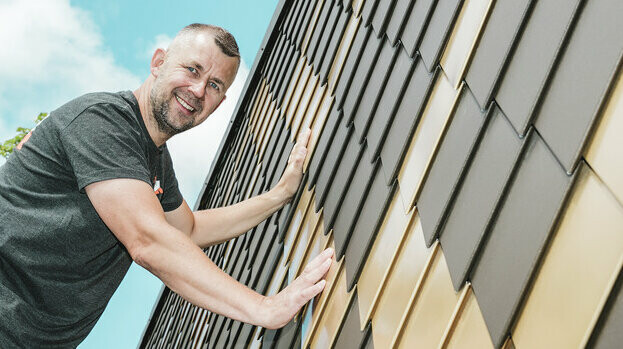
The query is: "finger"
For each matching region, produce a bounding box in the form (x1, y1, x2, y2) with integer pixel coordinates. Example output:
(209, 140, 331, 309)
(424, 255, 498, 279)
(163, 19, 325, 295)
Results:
(296, 127, 311, 147)
(289, 129, 311, 159)
(288, 140, 308, 164)
(302, 257, 332, 285)
(303, 248, 334, 272)
(299, 279, 327, 304)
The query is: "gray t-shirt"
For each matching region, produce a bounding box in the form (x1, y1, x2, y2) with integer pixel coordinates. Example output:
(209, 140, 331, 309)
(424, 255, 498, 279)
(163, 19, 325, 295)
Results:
(0, 90, 183, 347)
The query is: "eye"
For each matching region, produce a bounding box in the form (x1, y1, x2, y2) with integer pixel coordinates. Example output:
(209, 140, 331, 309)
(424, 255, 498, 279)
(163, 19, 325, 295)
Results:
(209, 81, 220, 91)
(187, 66, 197, 74)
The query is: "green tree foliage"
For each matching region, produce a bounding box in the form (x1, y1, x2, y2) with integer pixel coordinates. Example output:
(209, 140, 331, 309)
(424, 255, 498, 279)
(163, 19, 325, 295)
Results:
(0, 113, 48, 158)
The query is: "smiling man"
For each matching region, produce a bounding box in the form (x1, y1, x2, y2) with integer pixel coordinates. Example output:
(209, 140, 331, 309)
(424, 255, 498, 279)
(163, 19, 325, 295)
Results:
(0, 24, 333, 347)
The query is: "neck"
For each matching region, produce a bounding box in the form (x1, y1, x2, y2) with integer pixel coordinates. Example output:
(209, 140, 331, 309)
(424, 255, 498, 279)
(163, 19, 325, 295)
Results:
(133, 78, 170, 147)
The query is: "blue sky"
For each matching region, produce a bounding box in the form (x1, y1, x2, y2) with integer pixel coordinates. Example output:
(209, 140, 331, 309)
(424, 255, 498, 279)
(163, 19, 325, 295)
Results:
(0, 0, 278, 347)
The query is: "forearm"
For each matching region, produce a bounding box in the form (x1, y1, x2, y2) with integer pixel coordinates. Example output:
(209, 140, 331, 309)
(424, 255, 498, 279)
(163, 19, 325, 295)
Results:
(187, 129, 311, 248)
(136, 222, 268, 325)
(189, 185, 290, 248)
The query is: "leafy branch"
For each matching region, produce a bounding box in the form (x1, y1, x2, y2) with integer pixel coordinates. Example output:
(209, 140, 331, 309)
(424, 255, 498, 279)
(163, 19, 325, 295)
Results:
(0, 113, 48, 158)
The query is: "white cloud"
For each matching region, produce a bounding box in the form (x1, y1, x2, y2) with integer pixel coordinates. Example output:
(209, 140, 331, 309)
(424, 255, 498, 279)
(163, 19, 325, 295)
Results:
(166, 60, 250, 207)
(145, 34, 174, 59)
(0, 0, 249, 204)
(0, 0, 140, 165)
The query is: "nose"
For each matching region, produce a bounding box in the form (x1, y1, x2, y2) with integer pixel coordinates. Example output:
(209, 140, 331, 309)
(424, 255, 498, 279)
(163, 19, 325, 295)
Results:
(188, 79, 206, 99)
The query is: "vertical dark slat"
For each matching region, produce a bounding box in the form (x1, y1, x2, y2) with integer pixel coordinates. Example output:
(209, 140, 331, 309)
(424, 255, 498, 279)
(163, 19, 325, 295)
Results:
(331, 146, 375, 258)
(471, 133, 575, 347)
(400, 0, 436, 57)
(334, 24, 371, 109)
(418, 86, 487, 245)
(533, 0, 623, 173)
(312, 1, 342, 75)
(379, 59, 434, 185)
(308, 106, 343, 190)
(351, 38, 399, 142)
(344, 164, 394, 290)
(366, 46, 415, 160)
(341, 33, 383, 124)
(385, 0, 415, 45)
(495, 0, 583, 136)
(319, 6, 351, 84)
(439, 107, 524, 290)
(464, 0, 534, 109)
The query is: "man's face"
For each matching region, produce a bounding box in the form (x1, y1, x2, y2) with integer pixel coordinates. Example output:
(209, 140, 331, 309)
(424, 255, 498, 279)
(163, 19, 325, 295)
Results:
(149, 32, 239, 136)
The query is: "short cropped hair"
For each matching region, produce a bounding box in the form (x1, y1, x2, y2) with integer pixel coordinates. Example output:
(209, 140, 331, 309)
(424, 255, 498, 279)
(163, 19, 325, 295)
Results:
(180, 23, 240, 58)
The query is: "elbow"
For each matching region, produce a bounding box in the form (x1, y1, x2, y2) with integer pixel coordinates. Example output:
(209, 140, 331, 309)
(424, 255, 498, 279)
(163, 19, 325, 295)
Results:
(130, 244, 152, 270)
(126, 230, 158, 270)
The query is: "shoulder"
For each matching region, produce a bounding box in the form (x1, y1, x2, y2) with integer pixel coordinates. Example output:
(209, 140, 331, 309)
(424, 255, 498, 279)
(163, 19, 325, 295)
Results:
(52, 91, 142, 133)
(50, 91, 137, 127)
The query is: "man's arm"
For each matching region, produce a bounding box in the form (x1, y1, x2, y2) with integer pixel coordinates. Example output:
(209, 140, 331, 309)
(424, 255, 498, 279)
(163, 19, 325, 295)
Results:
(85, 177, 333, 329)
(166, 129, 311, 248)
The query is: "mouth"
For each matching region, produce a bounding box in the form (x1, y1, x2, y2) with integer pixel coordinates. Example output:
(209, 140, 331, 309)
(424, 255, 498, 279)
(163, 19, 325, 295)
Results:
(174, 94, 196, 114)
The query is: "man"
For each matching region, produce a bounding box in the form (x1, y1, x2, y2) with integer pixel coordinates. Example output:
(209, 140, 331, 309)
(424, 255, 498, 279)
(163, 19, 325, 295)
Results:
(0, 24, 333, 347)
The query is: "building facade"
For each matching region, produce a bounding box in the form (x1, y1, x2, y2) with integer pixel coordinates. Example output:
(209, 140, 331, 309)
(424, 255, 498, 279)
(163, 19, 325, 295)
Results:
(141, 0, 623, 347)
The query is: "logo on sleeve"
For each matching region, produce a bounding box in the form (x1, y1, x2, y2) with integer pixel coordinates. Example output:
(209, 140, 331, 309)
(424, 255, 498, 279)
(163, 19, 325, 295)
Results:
(153, 176, 163, 195)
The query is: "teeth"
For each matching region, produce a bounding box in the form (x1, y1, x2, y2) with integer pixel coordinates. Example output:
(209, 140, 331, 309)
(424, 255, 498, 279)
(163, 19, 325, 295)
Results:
(175, 95, 195, 112)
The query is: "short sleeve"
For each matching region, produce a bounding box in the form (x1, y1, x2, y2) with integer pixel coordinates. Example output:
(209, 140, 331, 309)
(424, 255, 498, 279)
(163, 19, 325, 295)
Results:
(60, 103, 152, 191)
(159, 147, 184, 212)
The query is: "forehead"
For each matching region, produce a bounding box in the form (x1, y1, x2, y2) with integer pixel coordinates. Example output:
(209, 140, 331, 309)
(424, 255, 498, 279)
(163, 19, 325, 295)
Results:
(171, 32, 239, 87)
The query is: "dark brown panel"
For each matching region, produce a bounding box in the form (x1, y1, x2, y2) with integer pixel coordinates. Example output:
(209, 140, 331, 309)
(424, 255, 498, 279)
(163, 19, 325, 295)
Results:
(439, 107, 523, 290)
(249, 222, 280, 289)
(371, 0, 397, 37)
(379, 60, 434, 185)
(264, 34, 286, 85)
(342, 32, 383, 123)
(418, 86, 488, 246)
(253, 243, 283, 295)
(314, 117, 351, 211)
(277, 49, 301, 105)
(332, 145, 375, 258)
(312, 0, 342, 75)
(307, 0, 333, 63)
(234, 323, 256, 349)
(471, 133, 574, 347)
(272, 41, 296, 104)
(277, 172, 309, 242)
(366, 46, 416, 160)
(214, 320, 230, 349)
(533, 0, 623, 172)
(344, 163, 394, 290)
(333, 292, 366, 349)
(268, 139, 295, 189)
(361, 0, 379, 26)
(295, 0, 318, 49)
(464, 0, 534, 108)
(322, 125, 364, 232)
(352, 38, 399, 143)
(268, 37, 290, 93)
(385, 0, 415, 45)
(417, 0, 462, 71)
(400, 0, 436, 57)
(319, 5, 351, 84)
(308, 106, 342, 189)
(495, 0, 582, 136)
(335, 24, 372, 109)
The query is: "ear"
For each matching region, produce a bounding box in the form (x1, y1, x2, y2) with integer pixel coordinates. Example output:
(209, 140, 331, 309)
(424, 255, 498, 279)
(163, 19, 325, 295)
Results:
(150, 48, 167, 77)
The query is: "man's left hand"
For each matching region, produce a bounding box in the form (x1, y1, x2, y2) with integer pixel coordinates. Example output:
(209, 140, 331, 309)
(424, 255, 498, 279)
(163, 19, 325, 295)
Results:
(275, 128, 311, 200)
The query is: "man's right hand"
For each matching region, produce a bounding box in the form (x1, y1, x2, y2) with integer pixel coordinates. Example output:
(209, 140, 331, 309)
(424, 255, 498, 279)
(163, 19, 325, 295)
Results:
(257, 247, 334, 329)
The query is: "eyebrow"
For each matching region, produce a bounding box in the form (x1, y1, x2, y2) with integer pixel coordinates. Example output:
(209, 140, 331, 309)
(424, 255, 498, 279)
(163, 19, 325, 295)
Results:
(191, 62, 225, 88)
